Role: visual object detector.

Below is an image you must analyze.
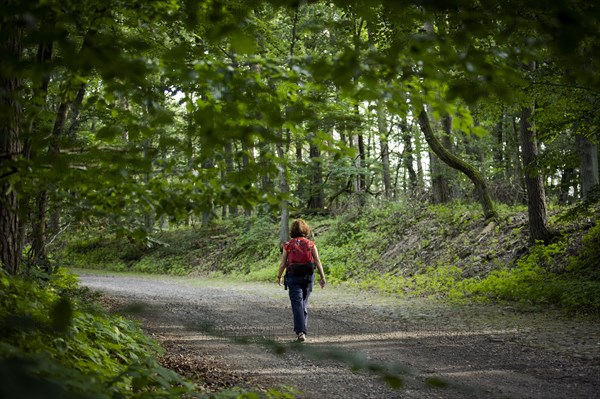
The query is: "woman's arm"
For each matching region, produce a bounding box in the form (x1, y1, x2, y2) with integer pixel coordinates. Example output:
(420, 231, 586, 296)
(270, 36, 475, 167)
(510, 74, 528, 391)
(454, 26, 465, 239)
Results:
(312, 245, 327, 288)
(277, 249, 288, 286)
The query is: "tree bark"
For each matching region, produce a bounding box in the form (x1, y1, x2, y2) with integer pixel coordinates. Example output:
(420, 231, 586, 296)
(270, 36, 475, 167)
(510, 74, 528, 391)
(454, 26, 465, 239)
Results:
(429, 114, 453, 203)
(418, 109, 498, 220)
(242, 140, 252, 217)
(30, 28, 55, 267)
(277, 138, 289, 245)
(399, 120, 417, 191)
(308, 142, 324, 209)
(519, 105, 550, 242)
(0, 9, 23, 274)
(377, 103, 392, 198)
(559, 167, 576, 204)
(201, 156, 214, 227)
(224, 141, 238, 217)
(576, 134, 599, 198)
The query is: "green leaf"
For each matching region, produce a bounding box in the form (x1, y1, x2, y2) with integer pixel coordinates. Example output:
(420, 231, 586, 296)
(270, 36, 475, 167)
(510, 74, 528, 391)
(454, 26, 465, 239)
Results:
(96, 126, 123, 141)
(50, 297, 73, 333)
(471, 125, 488, 137)
(230, 32, 257, 54)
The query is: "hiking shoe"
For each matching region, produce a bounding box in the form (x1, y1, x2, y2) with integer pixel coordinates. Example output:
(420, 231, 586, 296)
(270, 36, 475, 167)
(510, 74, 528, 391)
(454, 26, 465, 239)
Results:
(297, 332, 306, 342)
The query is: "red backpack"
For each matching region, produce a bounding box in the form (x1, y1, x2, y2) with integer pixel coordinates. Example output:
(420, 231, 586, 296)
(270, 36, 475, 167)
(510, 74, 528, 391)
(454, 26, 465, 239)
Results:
(285, 237, 315, 275)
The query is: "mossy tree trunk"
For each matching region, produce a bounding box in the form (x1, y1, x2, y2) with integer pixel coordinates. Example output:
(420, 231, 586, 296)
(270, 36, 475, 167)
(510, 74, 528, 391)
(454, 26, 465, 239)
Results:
(418, 109, 498, 221)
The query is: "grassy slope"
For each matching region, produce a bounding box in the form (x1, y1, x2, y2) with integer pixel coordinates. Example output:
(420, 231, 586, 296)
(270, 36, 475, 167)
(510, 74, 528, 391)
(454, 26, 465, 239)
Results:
(57, 200, 600, 311)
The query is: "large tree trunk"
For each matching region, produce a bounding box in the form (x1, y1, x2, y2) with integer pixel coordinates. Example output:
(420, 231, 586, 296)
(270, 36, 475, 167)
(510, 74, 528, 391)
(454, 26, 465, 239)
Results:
(519, 105, 550, 242)
(0, 9, 24, 274)
(577, 134, 599, 198)
(418, 109, 498, 220)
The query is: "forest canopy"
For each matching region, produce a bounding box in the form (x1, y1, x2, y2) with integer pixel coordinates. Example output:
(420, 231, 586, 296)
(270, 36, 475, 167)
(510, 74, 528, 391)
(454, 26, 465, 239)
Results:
(1, 0, 599, 274)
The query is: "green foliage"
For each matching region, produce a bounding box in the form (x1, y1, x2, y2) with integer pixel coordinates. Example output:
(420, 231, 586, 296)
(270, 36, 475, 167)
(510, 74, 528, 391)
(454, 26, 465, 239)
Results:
(57, 216, 282, 278)
(0, 269, 198, 399)
(468, 240, 569, 305)
(558, 185, 600, 224)
(60, 201, 600, 312)
(568, 224, 600, 280)
(225, 216, 280, 275)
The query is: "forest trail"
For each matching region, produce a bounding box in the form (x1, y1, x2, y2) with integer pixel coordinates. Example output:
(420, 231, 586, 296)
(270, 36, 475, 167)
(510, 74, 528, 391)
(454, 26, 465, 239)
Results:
(79, 273, 600, 399)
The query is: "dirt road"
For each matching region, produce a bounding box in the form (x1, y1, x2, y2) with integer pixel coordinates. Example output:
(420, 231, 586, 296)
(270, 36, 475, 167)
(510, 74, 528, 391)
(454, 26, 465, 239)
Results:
(79, 272, 600, 399)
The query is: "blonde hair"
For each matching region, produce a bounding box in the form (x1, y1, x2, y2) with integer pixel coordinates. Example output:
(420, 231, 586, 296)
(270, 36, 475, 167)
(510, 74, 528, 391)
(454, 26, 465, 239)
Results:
(290, 219, 311, 238)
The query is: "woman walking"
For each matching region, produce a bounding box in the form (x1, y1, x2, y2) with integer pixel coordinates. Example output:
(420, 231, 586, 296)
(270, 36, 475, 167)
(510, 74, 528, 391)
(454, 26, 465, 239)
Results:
(277, 219, 326, 342)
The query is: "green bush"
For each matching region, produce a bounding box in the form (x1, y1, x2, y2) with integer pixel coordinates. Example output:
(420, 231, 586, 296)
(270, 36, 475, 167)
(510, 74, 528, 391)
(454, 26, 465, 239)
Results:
(463, 238, 600, 311)
(0, 269, 196, 399)
(568, 223, 600, 280)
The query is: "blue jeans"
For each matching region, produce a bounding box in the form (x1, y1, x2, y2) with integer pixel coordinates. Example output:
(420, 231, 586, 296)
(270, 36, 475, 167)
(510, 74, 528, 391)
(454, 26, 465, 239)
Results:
(287, 274, 314, 335)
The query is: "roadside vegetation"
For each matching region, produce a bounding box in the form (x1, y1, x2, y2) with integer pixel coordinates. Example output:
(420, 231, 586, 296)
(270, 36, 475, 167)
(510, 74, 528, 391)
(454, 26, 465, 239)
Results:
(58, 199, 600, 313)
(0, 268, 197, 399)
(0, 267, 297, 398)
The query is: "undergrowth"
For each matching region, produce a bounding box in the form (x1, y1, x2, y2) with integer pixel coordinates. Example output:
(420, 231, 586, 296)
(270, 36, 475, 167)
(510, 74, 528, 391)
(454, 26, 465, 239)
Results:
(57, 199, 600, 312)
(0, 267, 295, 399)
(0, 267, 195, 399)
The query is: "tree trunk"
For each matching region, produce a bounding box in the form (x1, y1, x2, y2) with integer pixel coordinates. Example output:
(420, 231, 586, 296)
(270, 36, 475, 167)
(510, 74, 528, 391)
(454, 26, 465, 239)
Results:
(224, 141, 238, 217)
(352, 17, 366, 206)
(493, 112, 505, 179)
(519, 105, 550, 242)
(377, 103, 392, 198)
(33, 28, 95, 253)
(30, 28, 55, 268)
(511, 116, 526, 204)
(66, 85, 87, 138)
(259, 142, 273, 203)
(242, 140, 252, 217)
(308, 142, 324, 209)
(430, 115, 453, 203)
(414, 123, 425, 188)
(576, 134, 599, 198)
(276, 138, 289, 245)
(558, 167, 576, 204)
(31, 97, 67, 262)
(201, 157, 214, 227)
(418, 109, 498, 220)
(0, 9, 23, 274)
(400, 120, 418, 191)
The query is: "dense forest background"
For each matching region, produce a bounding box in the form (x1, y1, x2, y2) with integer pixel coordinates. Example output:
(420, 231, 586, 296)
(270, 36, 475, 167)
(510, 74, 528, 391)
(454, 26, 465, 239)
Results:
(1, 0, 600, 397)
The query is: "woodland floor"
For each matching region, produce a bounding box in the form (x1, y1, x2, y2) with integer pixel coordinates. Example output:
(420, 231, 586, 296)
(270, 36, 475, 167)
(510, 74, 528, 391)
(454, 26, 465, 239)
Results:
(79, 272, 600, 399)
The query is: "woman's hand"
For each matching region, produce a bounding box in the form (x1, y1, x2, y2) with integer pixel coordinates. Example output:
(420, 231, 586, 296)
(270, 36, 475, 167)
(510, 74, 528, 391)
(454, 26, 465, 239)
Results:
(319, 278, 326, 289)
(277, 275, 283, 286)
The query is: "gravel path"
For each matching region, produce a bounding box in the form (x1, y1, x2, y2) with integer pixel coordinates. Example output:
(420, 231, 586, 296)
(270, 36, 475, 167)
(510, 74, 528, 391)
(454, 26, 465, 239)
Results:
(79, 272, 600, 399)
